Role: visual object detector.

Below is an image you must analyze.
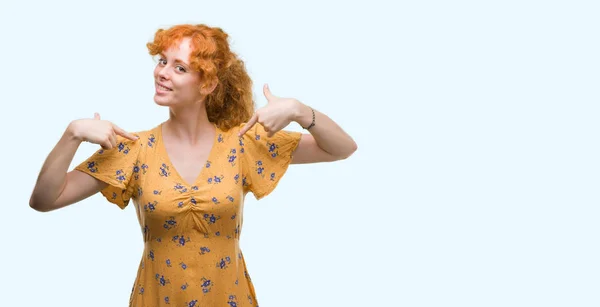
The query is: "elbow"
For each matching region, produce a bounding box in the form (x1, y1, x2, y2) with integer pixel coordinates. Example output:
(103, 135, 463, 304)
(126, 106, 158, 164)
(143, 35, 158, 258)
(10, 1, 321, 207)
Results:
(29, 196, 52, 213)
(337, 141, 358, 160)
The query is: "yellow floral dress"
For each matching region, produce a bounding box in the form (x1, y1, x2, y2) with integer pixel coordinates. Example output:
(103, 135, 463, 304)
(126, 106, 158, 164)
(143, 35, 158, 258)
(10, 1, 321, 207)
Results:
(75, 122, 301, 307)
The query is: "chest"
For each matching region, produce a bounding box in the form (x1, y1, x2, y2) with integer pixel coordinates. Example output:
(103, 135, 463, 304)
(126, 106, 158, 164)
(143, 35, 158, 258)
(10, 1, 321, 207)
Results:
(166, 143, 211, 185)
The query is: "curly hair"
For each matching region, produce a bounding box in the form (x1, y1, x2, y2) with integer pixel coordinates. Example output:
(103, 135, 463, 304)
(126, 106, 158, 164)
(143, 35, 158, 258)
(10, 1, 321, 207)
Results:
(146, 24, 255, 131)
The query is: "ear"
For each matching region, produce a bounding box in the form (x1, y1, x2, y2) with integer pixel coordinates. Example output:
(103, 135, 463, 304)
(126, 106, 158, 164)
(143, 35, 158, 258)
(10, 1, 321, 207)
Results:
(200, 78, 219, 95)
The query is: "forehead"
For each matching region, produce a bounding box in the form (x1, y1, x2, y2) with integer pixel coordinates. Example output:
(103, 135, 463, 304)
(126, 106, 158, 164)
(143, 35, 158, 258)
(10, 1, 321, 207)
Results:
(162, 37, 194, 61)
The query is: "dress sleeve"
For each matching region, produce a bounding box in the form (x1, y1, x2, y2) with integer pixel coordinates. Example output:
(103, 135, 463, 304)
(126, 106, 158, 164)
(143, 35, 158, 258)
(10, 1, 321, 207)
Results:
(74, 134, 142, 209)
(240, 123, 302, 200)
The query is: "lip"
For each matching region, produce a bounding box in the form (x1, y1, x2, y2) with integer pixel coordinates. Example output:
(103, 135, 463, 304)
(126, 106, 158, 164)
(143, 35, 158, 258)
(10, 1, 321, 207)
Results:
(156, 82, 173, 92)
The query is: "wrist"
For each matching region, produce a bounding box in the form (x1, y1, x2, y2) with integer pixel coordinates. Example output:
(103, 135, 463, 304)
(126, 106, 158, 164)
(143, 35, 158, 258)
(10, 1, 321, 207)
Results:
(292, 100, 311, 126)
(66, 120, 84, 142)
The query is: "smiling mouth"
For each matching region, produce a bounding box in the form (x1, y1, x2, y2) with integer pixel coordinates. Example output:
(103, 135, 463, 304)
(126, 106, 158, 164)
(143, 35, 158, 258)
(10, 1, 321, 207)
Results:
(157, 83, 173, 91)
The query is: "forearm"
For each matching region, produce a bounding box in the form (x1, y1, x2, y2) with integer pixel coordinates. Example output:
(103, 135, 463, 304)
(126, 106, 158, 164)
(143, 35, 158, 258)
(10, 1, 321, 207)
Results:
(293, 100, 357, 158)
(30, 122, 83, 208)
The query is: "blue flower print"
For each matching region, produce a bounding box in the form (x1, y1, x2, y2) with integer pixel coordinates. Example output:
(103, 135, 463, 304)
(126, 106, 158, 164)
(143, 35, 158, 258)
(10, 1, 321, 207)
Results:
(212, 197, 220, 205)
(164, 296, 170, 304)
(137, 186, 143, 197)
(234, 174, 240, 184)
(147, 134, 156, 148)
(191, 197, 197, 205)
(160, 163, 171, 177)
(180, 262, 187, 270)
(191, 185, 199, 191)
(178, 201, 184, 208)
(228, 294, 238, 307)
(215, 231, 221, 236)
(206, 161, 211, 168)
(255, 161, 265, 177)
(148, 250, 155, 261)
(115, 169, 126, 182)
(227, 195, 234, 202)
(248, 295, 254, 305)
(218, 133, 223, 143)
(164, 217, 177, 230)
(199, 246, 211, 255)
(153, 190, 162, 195)
(174, 183, 187, 193)
(267, 141, 279, 158)
(117, 142, 130, 154)
(235, 279, 238, 285)
(270, 172, 276, 181)
(255, 134, 260, 141)
(228, 149, 237, 166)
(203, 213, 220, 225)
(217, 256, 231, 269)
(138, 286, 144, 295)
(172, 235, 190, 247)
(186, 300, 198, 307)
(155, 273, 170, 286)
(208, 175, 224, 184)
(231, 213, 236, 220)
(200, 277, 213, 294)
(181, 282, 189, 290)
(242, 176, 248, 187)
(143, 201, 158, 212)
(166, 259, 172, 267)
(133, 160, 146, 180)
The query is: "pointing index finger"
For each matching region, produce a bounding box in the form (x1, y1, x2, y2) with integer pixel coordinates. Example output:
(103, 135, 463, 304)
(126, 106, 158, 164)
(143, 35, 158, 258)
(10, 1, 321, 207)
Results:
(112, 123, 139, 141)
(238, 113, 258, 136)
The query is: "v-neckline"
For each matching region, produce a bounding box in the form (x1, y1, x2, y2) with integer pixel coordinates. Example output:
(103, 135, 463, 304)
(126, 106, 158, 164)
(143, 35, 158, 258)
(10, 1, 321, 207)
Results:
(157, 122, 221, 187)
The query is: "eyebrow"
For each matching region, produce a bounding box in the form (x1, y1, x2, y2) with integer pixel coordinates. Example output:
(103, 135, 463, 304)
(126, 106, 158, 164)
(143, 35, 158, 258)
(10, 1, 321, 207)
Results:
(160, 54, 190, 67)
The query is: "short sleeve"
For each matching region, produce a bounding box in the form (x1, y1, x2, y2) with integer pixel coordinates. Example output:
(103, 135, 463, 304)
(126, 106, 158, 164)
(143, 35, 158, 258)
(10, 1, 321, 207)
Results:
(240, 123, 302, 200)
(74, 134, 142, 209)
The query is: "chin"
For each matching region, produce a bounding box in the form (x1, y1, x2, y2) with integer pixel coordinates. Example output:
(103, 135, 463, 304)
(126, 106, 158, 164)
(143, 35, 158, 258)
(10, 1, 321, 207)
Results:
(154, 95, 172, 106)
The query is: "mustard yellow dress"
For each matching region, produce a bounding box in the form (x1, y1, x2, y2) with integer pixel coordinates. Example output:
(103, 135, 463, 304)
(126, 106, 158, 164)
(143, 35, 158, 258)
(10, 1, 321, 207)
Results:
(75, 122, 301, 307)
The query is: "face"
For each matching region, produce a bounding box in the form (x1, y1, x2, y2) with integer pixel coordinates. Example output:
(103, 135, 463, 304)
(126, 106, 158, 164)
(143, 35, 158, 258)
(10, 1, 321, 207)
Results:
(153, 37, 204, 107)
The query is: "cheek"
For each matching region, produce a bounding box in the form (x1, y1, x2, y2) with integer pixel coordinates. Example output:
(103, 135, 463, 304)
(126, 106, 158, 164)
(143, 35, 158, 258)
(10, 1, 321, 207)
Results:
(177, 80, 200, 96)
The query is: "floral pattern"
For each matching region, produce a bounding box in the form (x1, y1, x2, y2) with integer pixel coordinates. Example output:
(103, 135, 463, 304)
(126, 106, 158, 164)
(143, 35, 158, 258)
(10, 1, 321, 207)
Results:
(75, 122, 301, 306)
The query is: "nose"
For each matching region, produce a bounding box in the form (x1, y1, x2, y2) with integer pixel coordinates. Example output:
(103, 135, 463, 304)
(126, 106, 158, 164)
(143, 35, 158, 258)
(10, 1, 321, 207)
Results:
(157, 65, 170, 80)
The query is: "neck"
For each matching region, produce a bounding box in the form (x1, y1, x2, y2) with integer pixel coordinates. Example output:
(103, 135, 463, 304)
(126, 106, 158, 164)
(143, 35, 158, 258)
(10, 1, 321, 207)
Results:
(164, 102, 215, 145)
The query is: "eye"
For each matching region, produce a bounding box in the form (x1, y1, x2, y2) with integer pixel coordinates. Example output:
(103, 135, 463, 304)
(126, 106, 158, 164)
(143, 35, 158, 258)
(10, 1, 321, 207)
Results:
(158, 58, 167, 65)
(176, 66, 187, 73)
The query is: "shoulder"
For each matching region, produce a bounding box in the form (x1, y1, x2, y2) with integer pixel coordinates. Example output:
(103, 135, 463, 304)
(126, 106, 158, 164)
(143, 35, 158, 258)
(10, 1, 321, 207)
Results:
(108, 125, 160, 156)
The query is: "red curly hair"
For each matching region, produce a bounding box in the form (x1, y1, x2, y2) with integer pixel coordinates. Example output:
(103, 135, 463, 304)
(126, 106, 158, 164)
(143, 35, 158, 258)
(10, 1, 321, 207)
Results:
(146, 24, 255, 131)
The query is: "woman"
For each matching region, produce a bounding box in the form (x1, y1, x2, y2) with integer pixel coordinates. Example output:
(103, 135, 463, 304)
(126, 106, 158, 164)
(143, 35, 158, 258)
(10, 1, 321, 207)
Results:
(29, 24, 357, 306)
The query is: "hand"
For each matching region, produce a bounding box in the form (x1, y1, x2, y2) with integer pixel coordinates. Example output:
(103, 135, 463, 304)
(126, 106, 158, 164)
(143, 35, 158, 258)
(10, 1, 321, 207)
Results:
(69, 113, 138, 150)
(238, 84, 300, 137)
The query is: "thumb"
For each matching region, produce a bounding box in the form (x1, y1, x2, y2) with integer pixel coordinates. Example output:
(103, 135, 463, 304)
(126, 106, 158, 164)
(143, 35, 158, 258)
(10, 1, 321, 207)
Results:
(263, 84, 276, 102)
(94, 112, 101, 120)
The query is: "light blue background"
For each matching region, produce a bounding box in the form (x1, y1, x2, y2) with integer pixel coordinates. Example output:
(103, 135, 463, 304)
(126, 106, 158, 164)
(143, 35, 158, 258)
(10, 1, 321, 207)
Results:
(1, 0, 599, 306)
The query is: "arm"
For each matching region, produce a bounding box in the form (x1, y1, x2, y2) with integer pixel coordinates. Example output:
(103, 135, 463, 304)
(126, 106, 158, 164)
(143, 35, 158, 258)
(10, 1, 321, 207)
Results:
(291, 100, 358, 164)
(29, 122, 107, 212)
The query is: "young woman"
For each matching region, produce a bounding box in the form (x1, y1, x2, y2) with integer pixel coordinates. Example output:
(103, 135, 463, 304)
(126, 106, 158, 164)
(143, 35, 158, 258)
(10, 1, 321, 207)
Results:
(29, 23, 357, 306)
